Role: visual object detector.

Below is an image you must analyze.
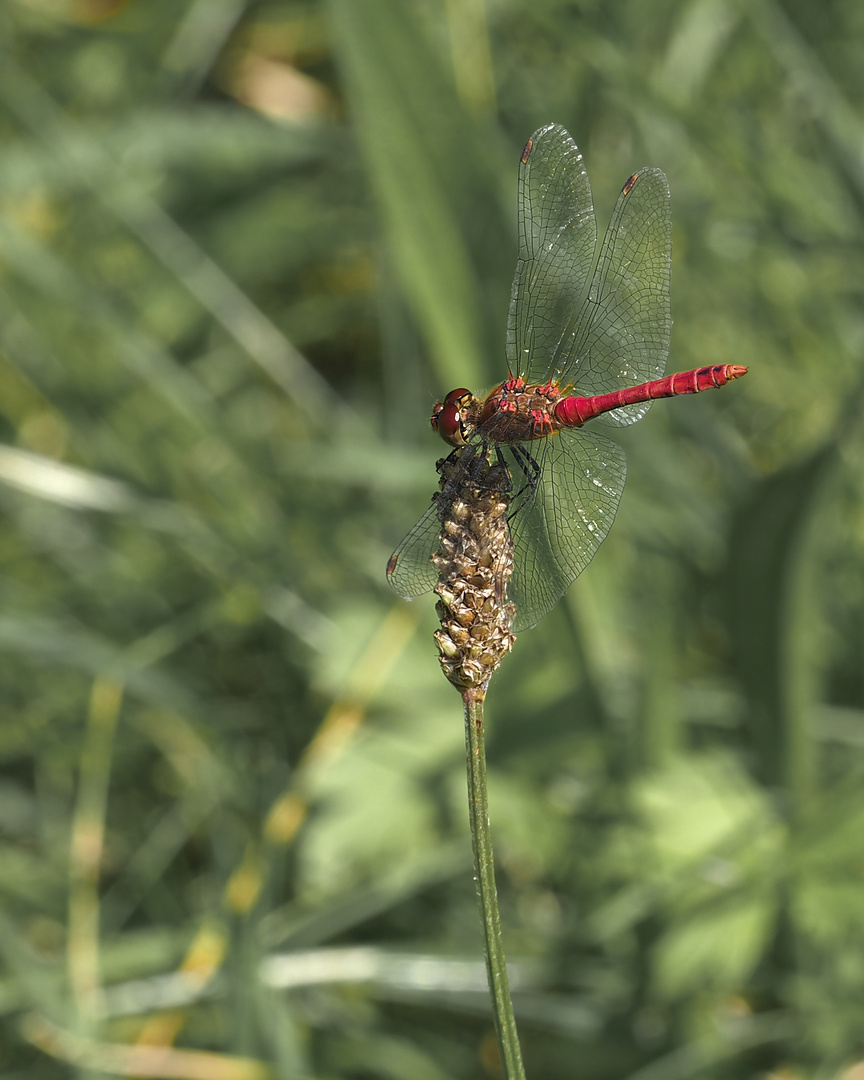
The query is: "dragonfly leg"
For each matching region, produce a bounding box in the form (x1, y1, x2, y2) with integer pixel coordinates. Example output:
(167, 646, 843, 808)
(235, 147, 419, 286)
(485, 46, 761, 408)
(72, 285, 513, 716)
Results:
(484, 447, 513, 492)
(462, 444, 511, 492)
(507, 443, 542, 519)
(437, 444, 513, 503)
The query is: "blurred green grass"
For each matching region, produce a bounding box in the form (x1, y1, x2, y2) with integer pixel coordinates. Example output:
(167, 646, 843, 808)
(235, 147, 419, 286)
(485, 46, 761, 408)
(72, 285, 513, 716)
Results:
(1, 0, 864, 1077)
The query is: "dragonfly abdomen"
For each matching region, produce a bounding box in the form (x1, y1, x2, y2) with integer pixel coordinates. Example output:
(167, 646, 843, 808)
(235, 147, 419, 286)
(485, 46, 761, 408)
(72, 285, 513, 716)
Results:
(554, 364, 748, 427)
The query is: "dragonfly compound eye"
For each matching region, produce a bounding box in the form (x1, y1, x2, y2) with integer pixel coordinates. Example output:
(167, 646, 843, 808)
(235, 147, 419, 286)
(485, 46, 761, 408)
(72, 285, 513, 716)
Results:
(431, 389, 472, 447)
(432, 402, 467, 446)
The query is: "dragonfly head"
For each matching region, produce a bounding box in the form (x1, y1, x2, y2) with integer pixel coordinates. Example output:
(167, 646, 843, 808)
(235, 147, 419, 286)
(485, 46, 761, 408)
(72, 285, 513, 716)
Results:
(431, 388, 473, 447)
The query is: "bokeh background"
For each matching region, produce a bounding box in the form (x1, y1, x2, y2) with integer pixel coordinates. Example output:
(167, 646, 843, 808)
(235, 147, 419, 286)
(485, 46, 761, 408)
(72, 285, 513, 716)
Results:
(2, 1, 864, 1077)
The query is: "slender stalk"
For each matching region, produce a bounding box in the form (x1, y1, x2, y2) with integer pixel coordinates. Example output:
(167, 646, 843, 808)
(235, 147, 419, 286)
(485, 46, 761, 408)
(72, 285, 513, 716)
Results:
(462, 687, 525, 1079)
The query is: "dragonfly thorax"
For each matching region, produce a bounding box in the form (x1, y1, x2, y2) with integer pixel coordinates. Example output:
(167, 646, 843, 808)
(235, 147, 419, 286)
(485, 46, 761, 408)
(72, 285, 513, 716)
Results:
(441, 377, 567, 447)
(432, 378, 570, 447)
(484, 378, 567, 440)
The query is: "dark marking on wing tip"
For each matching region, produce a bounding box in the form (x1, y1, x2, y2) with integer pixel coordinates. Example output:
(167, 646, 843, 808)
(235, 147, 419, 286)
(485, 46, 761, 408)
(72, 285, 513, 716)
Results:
(622, 172, 640, 196)
(520, 138, 534, 165)
(386, 553, 398, 576)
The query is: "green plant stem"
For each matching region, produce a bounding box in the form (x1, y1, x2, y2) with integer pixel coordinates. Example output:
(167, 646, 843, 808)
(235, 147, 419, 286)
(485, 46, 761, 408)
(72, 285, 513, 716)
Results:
(462, 688, 526, 1079)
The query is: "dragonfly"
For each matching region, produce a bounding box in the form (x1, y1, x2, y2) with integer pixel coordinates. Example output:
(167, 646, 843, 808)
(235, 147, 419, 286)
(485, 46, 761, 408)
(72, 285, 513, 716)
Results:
(387, 123, 746, 633)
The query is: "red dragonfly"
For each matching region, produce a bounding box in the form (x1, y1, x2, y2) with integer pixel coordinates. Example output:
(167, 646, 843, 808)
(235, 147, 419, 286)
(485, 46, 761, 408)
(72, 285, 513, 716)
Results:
(387, 123, 746, 632)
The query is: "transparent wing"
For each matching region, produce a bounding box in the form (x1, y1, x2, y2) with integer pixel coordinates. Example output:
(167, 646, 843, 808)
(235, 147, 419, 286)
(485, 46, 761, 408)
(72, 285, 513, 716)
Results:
(506, 124, 597, 383)
(506, 429, 627, 632)
(556, 167, 672, 426)
(388, 430, 627, 631)
(386, 502, 440, 599)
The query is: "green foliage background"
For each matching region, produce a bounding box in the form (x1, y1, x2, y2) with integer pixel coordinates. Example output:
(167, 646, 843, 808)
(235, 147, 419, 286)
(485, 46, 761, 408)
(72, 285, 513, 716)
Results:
(2, 1, 864, 1077)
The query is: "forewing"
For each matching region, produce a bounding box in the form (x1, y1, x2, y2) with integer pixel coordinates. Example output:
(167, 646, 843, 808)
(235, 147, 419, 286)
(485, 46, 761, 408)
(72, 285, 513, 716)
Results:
(506, 430, 626, 632)
(557, 167, 672, 426)
(386, 502, 440, 599)
(506, 124, 597, 384)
